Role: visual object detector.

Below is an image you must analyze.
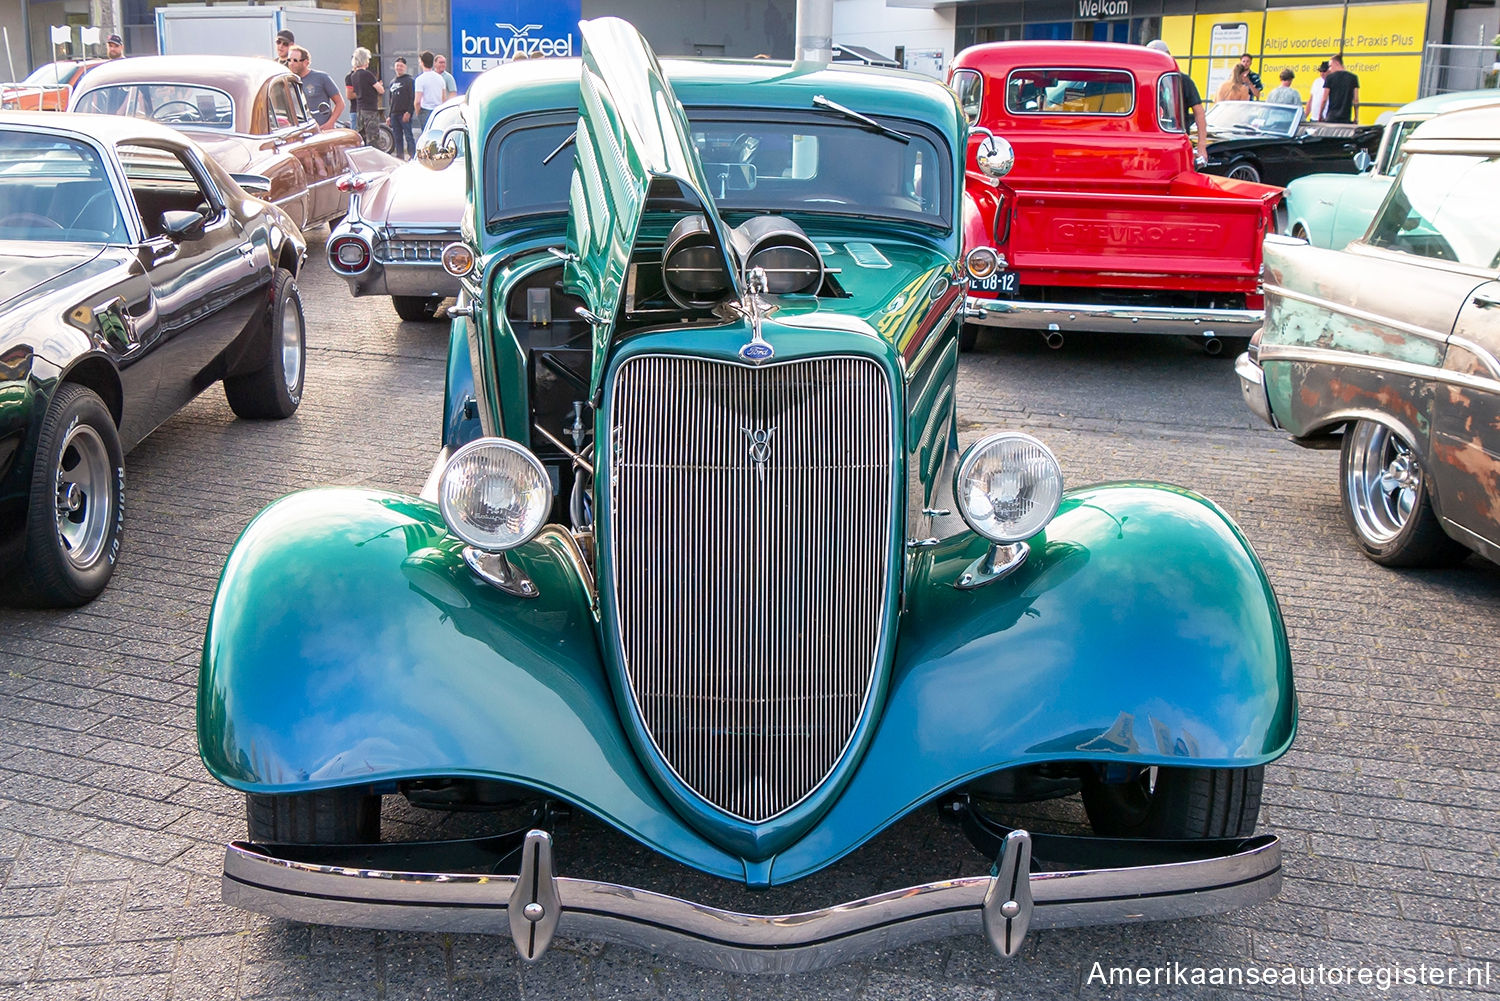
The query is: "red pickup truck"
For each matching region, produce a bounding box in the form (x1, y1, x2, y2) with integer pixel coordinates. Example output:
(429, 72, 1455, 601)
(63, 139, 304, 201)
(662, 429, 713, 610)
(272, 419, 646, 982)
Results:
(950, 41, 1282, 354)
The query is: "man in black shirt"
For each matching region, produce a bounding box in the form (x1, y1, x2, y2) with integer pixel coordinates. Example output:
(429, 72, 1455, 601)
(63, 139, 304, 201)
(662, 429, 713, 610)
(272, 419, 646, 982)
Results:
(348, 47, 383, 145)
(1147, 40, 1207, 165)
(387, 57, 416, 160)
(1322, 55, 1360, 123)
(1239, 53, 1263, 100)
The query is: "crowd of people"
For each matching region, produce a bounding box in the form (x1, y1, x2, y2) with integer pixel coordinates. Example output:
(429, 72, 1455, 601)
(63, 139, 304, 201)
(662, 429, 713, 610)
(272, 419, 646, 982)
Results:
(272, 28, 461, 157)
(1207, 49, 1361, 124)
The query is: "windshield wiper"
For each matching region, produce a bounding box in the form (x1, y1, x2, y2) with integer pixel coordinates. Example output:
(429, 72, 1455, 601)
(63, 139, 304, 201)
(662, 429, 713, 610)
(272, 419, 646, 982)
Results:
(542, 129, 576, 166)
(811, 95, 911, 145)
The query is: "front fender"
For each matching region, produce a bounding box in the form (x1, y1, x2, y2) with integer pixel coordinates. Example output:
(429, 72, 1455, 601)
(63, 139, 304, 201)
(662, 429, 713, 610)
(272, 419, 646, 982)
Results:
(772, 481, 1295, 880)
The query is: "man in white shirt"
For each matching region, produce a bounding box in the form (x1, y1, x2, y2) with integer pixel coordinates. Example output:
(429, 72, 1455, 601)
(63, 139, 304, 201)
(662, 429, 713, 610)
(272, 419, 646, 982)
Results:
(414, 50, 445, 132)
(1306, 61, 1329, 121)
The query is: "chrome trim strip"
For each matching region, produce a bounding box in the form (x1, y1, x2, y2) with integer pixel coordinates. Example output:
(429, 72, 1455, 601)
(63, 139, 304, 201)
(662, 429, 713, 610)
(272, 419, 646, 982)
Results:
(1262, 283, 1449, 346)
(1257, 344, 1500, 395)
(963, 297, 1262, 335)
(1343, 241, 1500, 283)
(221, 834, 1280, 974)
(608, 354, 895, 824)
(1448, 334, 1500, 382)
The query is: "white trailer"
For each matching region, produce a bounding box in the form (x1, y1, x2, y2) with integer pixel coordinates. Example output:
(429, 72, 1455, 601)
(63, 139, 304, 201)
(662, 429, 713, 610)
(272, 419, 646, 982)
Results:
(155, 5, 356, 73)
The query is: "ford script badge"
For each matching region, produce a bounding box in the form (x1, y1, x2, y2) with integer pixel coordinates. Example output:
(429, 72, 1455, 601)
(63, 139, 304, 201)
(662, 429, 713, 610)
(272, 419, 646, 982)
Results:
(739, 341, 774, 362)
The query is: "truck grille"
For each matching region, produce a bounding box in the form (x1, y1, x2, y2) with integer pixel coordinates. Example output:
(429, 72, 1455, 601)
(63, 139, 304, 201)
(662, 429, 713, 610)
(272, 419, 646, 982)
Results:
(608, 354, 894, 823)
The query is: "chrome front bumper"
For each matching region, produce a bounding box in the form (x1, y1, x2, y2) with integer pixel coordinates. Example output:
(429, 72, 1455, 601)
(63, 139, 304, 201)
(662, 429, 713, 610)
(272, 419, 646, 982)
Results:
(1235, 351, 1278, 428)
(327, 219, 461, 300)
(964, 296, 1263, 338)
(223, 824, 1280, 973)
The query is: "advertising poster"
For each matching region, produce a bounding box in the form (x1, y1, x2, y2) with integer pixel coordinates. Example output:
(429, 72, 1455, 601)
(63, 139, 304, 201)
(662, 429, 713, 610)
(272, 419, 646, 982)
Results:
(1165, 2, 1429, 122)
(450, 0, 582, 91)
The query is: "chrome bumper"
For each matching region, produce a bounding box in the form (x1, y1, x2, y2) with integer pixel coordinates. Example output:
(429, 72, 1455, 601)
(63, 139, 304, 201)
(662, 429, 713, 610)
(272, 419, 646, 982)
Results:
(1235, 351, 1278, 428)
(327, 218, 461, 300)
(964, 296, 1263, 338)
(223, 824, 1280, 973)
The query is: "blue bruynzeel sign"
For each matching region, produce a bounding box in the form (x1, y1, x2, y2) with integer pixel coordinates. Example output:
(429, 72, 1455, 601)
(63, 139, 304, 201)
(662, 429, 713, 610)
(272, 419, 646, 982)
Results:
(450, 0, 582, 91)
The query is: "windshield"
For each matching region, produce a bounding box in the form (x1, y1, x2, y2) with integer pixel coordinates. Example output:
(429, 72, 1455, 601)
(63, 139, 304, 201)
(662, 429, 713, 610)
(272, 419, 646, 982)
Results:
(1366, 153, 1500, 269)
(1207, 101, 1299, 137)
(74, 84, 236, 130)
(0, 131, 126, 243)
(484, 111, 951, 230)
(21, 62, 79, 87)
(1377, 118, 1424, 176)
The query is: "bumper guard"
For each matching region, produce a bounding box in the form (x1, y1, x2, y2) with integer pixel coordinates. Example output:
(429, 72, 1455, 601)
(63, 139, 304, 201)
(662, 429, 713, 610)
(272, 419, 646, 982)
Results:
(223, 812, 1280, 973)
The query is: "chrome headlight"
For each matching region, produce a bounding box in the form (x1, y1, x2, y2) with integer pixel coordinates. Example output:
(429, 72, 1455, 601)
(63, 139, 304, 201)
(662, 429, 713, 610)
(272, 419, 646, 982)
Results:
(954, 432, 1063, 543)
(438, 438, 553, 551)
(965, 246, 1000, 280)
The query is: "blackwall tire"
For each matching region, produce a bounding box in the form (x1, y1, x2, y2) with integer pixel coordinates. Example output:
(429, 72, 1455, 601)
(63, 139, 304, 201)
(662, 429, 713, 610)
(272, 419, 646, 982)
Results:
(246, 790, 380, 844)
(21, 383, 125, 607)
(1081, 765, 1264, 839)
(1227, 161, 1262, 183)
(392, 295, 442, 322)
(224, 268, 305, 420)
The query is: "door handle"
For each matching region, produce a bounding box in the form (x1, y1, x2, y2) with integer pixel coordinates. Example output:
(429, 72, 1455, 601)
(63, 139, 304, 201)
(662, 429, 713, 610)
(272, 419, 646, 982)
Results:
(1473, 291, 1500, 309)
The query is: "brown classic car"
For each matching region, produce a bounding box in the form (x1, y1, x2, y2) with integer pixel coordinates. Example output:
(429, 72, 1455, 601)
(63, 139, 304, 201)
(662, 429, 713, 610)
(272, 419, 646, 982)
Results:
(71, 55, 360, 230)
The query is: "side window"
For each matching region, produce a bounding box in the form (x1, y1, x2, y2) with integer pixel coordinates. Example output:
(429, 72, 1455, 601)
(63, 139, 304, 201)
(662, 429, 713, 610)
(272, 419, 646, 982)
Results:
(288, 81, 310, 125)
(1158, 74, 1185, 133)
(951, 69, 983, 125)
(117, 143, 221, 238)
(268, 81, 295, 130)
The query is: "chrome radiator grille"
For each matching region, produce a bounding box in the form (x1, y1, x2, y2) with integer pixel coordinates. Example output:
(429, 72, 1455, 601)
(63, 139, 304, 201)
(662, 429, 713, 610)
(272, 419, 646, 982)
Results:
(608, 355, 894, 823)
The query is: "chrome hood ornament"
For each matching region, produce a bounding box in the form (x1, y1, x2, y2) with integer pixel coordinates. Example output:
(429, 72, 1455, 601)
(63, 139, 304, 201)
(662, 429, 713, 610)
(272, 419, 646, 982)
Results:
(732, 266, 777, 363)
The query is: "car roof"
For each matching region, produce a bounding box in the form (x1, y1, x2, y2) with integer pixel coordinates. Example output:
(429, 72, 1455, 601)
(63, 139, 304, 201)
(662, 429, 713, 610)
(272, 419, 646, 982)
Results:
(950, 40, 1177, 76)
(1404, 104, 1500, 153)
(0, 109, 195, 146)
(71, 54, 288, 102)
(1394, 89, 1500, 119)
(464, 56, 962, 143)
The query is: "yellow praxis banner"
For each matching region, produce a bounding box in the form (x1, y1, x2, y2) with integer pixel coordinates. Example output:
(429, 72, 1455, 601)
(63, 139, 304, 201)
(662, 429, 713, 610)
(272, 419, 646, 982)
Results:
(1166, 3, 1428, 122)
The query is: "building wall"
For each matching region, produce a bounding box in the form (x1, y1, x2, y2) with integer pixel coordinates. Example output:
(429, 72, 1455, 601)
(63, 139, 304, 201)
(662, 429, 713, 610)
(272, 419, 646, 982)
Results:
(1, 4, 28, 77)
(832, 0, 958, 74)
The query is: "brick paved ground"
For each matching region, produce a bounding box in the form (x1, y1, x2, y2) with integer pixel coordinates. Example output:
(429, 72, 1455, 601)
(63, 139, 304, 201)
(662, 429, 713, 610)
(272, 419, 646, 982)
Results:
(1, 239, 1497, 1000)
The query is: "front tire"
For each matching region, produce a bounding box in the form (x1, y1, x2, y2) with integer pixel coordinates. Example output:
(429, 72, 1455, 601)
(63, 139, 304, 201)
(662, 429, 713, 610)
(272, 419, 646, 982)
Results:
(958, 324, 979, 352)
(21, 383, 125, 607)
(246, 789, 380, 843)
(392, 295, 442, 322)
(1339, 419, 1467, 567)
(1081, 765, 1263, 838)
(1226, 161, 1262, 183)
(224, 268, 305, 420)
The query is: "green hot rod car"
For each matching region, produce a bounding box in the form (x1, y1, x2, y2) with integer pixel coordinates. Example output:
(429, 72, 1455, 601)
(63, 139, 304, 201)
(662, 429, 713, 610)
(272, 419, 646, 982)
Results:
(200, 20, 1296, 971)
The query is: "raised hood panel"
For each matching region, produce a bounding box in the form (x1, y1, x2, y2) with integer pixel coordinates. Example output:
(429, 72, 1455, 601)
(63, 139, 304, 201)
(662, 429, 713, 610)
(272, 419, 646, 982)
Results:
(565, 16, 738, 393)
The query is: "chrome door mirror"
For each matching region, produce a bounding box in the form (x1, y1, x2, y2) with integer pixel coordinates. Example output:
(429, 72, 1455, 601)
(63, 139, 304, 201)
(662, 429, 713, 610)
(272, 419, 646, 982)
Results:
(970, 126, 1015, 179)
(1353, 149, 1372, 173)
(417, 127, 465, 171)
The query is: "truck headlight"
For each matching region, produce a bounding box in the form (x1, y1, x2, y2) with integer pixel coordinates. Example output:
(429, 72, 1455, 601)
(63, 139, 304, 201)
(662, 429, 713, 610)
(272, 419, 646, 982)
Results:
(439, 438, 552, 551)
(955, 432, 1063, 543)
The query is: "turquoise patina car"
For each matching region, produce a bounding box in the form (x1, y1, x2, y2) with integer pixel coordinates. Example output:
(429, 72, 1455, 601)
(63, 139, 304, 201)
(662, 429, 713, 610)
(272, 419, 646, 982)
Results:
(1283, 89, 1500, 249)
(199, 19, 1296, 971)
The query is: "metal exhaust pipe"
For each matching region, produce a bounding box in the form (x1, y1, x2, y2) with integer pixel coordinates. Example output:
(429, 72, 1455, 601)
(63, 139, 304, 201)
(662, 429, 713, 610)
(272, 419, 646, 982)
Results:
(1202, 337, 1224, 356)
(1044, 330, 1064, 350)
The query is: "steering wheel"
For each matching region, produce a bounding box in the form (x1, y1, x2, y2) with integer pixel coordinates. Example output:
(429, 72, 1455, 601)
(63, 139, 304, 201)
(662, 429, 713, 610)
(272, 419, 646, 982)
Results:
(151, 100, 201, 121)
(733, 133, 760, 163)
(0, 213, 64, 230)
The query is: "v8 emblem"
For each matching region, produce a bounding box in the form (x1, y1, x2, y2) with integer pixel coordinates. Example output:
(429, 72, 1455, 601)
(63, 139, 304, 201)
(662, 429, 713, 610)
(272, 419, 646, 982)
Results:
(742, 426, 775, 466)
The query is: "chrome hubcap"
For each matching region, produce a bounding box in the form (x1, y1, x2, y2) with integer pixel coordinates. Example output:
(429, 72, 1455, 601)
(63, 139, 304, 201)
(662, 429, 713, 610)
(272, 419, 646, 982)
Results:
(1346, 421, 1419, 544)
(54, 424, 112, 568)
(281, 303, 303, 394)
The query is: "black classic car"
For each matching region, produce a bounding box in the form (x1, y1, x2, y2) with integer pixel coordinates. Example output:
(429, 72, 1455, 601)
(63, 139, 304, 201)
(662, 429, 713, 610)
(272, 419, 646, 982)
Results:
(0, 113, 307, 605)
(1202, 101, 1382, 186)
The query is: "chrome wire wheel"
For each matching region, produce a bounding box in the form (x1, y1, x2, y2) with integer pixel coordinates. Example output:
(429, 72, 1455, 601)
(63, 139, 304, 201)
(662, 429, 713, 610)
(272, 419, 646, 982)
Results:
(1344, 420, 1420, 545)
(1226, 162, 1261, 183)
(54, 423, 113, 569)
(281, 301, 303, 396)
